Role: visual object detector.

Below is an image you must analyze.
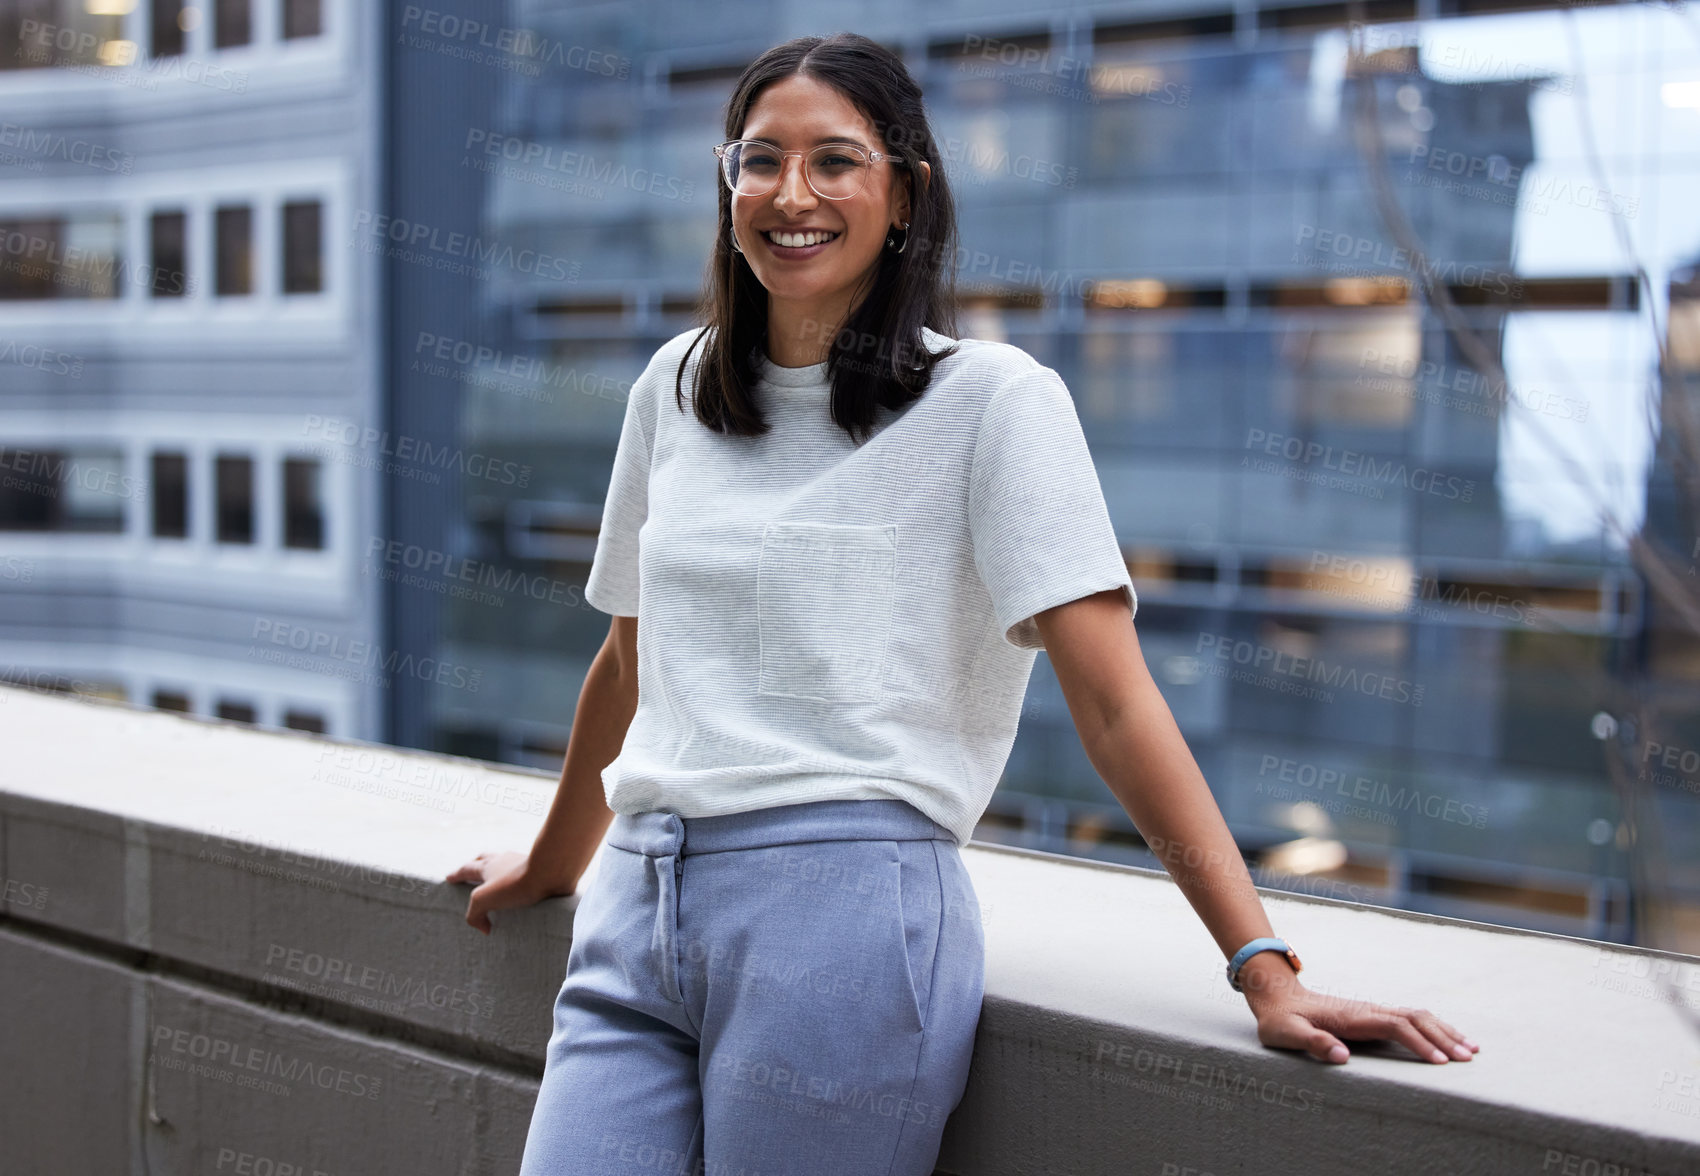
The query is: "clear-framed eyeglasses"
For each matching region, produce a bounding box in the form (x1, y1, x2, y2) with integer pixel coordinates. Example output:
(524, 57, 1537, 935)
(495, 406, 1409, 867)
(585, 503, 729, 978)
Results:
(712, 139, 906, 201)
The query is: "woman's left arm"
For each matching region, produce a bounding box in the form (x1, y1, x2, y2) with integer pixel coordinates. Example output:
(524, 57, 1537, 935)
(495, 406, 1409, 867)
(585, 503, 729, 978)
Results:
(1033, 588, 1480, 1067)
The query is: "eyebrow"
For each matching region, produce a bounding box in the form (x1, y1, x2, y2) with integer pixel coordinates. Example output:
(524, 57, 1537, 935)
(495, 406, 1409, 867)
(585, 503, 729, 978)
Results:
(741, 134, 871, 150)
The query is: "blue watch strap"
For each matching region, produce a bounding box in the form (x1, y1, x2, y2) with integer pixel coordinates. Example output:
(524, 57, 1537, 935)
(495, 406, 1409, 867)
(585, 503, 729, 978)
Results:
(1226, 937, 1298, 992)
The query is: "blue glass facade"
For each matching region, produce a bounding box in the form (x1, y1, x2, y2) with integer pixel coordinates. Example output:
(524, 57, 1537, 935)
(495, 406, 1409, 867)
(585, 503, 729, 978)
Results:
(398, 2, 1700, 944)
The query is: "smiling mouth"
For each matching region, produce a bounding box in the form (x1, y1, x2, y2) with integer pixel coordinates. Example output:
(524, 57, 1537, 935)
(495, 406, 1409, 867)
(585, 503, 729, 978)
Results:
(762, 230, 840, 249)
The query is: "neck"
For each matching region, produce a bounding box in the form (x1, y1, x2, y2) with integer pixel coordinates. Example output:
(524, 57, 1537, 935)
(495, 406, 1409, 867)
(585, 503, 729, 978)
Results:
(764, 289, 861, 367)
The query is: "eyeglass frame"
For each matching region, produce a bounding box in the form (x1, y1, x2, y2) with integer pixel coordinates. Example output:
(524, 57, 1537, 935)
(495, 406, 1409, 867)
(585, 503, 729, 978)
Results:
(711, 138, 910, 201)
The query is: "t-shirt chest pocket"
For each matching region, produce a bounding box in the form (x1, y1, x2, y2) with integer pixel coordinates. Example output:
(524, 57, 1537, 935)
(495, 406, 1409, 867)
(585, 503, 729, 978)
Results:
(756, 522, 898, 703)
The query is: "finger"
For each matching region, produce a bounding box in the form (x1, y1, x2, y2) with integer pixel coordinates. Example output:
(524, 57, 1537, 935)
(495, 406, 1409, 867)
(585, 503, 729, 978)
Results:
(1262, 1012, 1351, 1064)
(1386, 1007, 1465, 1062)
(1431, 1016, 1478, 1053)
(1307, 1027, 1350, 1064)
(1410, 1011, 1475, 1060)
(1353, 1008, 1452, 1064)
(464, 892, 492, 935)
(444, 863, 484, 885)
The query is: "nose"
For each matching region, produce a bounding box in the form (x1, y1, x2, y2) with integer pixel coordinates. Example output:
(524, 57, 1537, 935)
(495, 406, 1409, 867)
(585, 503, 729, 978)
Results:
(771, 154, 818, 214)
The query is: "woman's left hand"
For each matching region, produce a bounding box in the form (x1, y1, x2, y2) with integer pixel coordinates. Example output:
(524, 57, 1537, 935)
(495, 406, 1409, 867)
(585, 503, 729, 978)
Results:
(1239, 962, 1479, 1065)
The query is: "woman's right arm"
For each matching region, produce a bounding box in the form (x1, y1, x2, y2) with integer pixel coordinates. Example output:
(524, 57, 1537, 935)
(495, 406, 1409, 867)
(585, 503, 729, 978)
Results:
(446, 613, 639, 933)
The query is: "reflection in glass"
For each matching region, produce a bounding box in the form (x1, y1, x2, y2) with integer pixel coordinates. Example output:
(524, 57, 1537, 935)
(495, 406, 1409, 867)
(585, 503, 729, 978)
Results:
(0, 449, 126, 532)
(0, 2, 123, 70)
(0, 215, 123, 301)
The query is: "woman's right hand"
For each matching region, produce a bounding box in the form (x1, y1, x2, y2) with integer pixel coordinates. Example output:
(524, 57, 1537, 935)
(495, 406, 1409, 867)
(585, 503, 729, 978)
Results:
(445, 851, 574, 935)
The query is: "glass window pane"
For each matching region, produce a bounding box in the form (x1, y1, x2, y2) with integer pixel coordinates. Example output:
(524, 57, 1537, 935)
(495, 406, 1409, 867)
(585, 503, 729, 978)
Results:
(214, 0, 250, 49)
(214, 453, 253, 544)
(0, 215, 124, 301)
(150, 451, 187, 538)
(149, 210, 187, 299)
(3, 2, 125, 70)
(215, 205, 252, 296)
(0, 448, 126, 532)
(282, 200, 322, 294)
(152, 0, 185, 58)
(152, 689, 191, 712)
(216, 699, 256, 723)
(282, 456, 324, 549)
(282, 0, 320, 40)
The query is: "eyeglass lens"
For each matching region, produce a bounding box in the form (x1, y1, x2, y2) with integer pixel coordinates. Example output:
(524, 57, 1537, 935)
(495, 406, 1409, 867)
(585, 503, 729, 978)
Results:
(723, 142, 871, 199)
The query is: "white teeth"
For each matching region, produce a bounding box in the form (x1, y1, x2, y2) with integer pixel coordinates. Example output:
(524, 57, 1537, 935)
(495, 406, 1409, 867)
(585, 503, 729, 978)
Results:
(765, 230, 837, 248)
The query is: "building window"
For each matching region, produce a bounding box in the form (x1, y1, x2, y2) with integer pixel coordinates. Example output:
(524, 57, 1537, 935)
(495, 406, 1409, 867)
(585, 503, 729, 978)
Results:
(284, 709, 326, 733)
(152, 689, 192, 712)
(282, 0, 321, 39)
(2, 670, 125, 701)
(149, 210, 188, 298)
(151, 452, 188, 538)
(216, 699, 257, 723)
(3, 4, 125, 70)
(439, 725, 503, 761)
(282, 200, 323, 294)
(214, 0, 250, 48)
(0, 448, 127, 533)
(151, 1, 187, 58)
(282, 457, 325, 549)
(214, 453, 253, 544)
(215, 205, 253, 296)
(0, 215, 124, 301)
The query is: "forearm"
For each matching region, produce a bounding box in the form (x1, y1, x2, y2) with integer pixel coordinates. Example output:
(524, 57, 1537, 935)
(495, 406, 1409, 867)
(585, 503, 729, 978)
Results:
(1081, 687, 1275, 965)
(525, 641, 637, 893)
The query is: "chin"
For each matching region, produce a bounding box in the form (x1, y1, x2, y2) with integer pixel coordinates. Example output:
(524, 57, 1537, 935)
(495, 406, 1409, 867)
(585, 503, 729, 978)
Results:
(760, 275, 844, 301)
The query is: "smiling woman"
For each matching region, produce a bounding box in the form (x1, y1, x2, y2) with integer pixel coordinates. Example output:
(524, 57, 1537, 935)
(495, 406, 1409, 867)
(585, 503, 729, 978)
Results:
(449, 28, 1476, 1176)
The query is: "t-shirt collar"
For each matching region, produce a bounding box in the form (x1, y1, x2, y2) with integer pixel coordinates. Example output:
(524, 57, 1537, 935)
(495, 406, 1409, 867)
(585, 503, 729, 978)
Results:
(752, 326, 953, 394)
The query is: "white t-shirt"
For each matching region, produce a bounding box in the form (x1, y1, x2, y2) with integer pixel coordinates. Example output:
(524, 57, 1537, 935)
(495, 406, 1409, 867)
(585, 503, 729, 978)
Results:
(583, 324, 1137, 846)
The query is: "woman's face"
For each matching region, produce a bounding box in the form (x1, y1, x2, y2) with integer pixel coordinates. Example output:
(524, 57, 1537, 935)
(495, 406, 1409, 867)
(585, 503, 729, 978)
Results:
(731, 74, 927, 317)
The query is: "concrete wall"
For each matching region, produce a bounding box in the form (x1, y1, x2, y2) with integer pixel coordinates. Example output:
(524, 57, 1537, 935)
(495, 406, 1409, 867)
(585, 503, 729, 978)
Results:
(2, 684, 1698, 1175)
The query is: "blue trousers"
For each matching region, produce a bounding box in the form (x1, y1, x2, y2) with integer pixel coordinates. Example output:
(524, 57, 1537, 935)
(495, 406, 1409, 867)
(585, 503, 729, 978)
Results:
(516, 798, 987, 1176)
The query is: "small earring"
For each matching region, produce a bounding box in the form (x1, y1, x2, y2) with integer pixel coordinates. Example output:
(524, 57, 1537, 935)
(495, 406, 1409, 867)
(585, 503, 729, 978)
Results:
(885, 221, 910, 254)
(730, 224, 744, 254)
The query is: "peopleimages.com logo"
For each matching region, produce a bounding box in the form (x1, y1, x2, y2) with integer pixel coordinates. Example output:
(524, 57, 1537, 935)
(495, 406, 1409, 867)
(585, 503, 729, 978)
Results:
(351, 211, 578, 282)
(0, 123, 133, 173)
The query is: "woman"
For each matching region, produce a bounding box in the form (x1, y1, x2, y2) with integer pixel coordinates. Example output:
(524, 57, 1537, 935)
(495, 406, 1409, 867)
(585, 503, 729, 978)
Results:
(448, 31, 1477, 1176)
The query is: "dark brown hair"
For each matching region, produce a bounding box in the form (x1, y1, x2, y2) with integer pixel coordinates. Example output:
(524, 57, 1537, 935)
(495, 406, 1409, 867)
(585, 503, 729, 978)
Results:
(674, 32, 961, 445)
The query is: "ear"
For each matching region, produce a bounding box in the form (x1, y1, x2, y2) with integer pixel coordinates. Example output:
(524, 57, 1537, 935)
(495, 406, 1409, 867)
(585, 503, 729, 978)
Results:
(896, 159, 930, 222)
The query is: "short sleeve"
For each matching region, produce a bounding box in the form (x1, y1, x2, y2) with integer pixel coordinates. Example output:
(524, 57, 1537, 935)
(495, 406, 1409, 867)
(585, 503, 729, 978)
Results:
(968, 366, 1137, 650)
(583, 354, 656, 618)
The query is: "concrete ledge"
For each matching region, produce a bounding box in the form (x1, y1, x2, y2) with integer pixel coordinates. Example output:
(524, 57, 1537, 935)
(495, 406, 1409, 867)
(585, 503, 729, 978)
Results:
(2, 685, 1698, 1175)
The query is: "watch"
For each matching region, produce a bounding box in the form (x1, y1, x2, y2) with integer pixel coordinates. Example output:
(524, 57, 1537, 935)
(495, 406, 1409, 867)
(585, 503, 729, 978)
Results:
(1226, 936, 1302, 992)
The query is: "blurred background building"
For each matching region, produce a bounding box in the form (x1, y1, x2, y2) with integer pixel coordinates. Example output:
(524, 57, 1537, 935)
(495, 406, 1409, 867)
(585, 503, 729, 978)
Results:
(0, 0, 380, 735)
(3, 0, 1697, 950)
